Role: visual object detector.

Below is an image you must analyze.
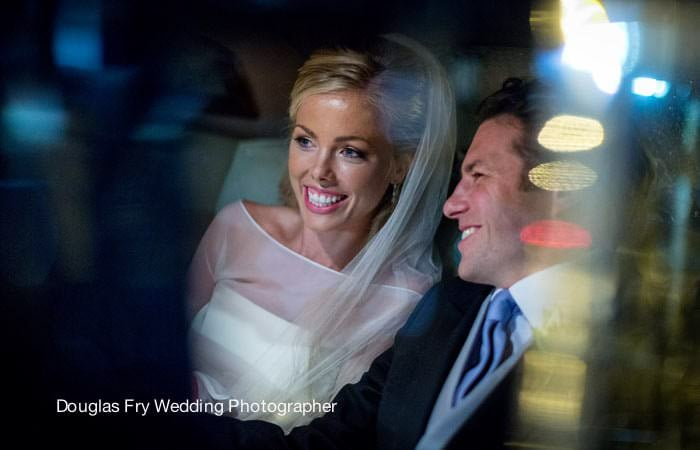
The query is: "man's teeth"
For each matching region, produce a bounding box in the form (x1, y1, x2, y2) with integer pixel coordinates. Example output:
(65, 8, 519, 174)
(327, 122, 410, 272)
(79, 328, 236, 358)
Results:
(461, 227, 477, 239)
(308, 191, 343, 207)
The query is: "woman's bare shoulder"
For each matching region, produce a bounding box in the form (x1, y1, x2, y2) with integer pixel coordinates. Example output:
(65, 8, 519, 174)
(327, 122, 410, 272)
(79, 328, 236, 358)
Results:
(242, 200, 301, 243)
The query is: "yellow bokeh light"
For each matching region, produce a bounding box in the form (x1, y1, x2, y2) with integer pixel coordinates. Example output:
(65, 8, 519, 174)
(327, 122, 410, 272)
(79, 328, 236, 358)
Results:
(537, 115, 604, 152)
(560, 0, 609, 39)
(560, 0, 630, 95)
(529, 160, 598, 191)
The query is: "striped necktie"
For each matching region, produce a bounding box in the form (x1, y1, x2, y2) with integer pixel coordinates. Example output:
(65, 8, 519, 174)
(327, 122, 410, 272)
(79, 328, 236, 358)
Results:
(453, 289, 519, 404)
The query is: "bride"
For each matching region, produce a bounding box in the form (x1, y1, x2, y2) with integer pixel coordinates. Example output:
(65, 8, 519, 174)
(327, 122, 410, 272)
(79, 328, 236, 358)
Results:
(187, 34, 456, 431)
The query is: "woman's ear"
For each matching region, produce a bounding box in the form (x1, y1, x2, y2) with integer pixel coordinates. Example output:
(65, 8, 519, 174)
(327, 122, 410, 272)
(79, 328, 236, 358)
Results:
(390, 153, 413, 184)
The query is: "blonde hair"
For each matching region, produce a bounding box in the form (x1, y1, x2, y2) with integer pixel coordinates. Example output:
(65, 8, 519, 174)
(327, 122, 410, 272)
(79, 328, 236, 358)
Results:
(281, 45, 431, 234)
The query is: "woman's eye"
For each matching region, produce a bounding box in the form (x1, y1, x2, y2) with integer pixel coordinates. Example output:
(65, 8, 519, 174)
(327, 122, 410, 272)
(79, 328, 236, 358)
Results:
(294, 136, 313, 149)
(340, 147, 366, 159)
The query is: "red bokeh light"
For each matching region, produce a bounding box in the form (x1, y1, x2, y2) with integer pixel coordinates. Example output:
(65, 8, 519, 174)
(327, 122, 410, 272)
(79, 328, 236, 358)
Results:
(520, 220, 592, 249)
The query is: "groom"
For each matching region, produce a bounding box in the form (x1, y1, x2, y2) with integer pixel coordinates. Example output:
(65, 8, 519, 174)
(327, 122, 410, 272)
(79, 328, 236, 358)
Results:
(201, 78, 650, 449)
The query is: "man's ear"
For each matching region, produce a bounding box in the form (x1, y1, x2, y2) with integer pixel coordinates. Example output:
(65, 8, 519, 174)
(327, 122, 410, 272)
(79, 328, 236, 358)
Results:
(390, 153, 413, 184)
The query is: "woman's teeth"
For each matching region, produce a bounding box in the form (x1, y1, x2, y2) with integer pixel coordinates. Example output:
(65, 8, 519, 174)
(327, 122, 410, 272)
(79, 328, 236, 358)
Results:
(309, 191, 343, 207)
(461, 227, 477, 239)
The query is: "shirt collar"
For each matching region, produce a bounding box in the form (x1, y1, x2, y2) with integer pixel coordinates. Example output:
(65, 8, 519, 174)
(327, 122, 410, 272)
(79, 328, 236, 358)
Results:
(506, 252, 617, 330)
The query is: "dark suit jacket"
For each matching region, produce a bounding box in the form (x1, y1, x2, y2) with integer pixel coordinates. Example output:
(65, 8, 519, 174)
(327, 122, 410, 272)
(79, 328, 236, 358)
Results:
(193, 277, 521, 449)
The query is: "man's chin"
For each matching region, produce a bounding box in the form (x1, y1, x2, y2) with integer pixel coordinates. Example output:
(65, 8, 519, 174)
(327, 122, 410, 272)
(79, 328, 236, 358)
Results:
(457, 267, 477, 283)
(457, 267, 497, 286)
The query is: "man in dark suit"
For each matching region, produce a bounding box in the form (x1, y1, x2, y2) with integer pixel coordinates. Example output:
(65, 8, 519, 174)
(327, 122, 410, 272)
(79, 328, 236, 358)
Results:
(198, 78, 651, 449)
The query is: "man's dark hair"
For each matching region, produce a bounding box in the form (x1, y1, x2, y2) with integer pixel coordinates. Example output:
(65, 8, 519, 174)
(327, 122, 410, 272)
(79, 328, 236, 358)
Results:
(476, 77, 546, 126)
(475, 77, 555, 190)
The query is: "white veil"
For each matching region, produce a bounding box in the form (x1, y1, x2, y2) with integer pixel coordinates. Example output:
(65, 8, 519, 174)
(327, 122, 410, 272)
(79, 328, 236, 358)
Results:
(214, 34, 456, 431)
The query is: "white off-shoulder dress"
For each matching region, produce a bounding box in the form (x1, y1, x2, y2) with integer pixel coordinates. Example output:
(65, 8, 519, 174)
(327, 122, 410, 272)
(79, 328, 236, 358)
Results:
(188, 201, 429, 429)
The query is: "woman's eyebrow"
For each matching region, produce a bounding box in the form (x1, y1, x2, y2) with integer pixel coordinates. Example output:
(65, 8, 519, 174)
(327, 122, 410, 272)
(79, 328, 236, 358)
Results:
(295, 124, 371, 145)
(293, 124, 316, 138)
(334, 135, 371, 144)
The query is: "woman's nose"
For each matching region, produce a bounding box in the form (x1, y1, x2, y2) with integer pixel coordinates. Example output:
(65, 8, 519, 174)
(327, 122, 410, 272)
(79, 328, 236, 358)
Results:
(311, 151, 335, 185)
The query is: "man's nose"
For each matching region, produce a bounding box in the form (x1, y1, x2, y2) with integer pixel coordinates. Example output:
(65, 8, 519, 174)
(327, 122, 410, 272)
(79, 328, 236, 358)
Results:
(443, 180, 469, 219)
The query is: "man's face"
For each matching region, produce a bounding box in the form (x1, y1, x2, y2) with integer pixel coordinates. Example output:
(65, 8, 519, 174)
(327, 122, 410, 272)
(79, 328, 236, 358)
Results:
(443, 115, 552, 288)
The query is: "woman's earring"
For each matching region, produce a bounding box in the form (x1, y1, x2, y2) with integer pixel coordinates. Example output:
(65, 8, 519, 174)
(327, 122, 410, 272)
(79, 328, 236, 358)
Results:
(391, 183, 400, 208)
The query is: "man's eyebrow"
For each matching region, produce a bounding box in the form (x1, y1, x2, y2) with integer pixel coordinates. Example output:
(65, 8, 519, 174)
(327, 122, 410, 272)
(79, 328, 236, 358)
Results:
(463, 160, 483, 173)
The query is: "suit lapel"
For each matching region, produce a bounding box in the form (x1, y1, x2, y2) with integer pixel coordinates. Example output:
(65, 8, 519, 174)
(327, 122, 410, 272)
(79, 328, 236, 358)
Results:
(377, 279, 492, 450)
(442, 358, 523, 449)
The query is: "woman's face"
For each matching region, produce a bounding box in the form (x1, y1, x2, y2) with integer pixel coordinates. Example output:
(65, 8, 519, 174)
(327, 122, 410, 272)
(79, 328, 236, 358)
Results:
(288, 90, 398, 235)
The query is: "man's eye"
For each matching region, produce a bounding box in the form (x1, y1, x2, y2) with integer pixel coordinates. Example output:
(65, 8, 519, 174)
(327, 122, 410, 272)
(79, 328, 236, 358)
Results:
(340, 147, 366, 159)
(472, 172, 483, 179)
(294, 136, 313, 149)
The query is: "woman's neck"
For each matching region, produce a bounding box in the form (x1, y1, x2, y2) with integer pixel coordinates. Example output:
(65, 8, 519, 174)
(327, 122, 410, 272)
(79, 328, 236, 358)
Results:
(293, 226, 369, 271)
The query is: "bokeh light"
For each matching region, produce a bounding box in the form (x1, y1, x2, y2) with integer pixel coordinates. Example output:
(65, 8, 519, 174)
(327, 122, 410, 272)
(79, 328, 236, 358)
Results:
(632, 77, 670, 98)
(52, 0, 103, 71)
(520, 220, 592, 249)
(560, 0, 630, 95)
(2, 92, 67, 146)
(537, 115, 604, 152)
(528, 160, 598, 191)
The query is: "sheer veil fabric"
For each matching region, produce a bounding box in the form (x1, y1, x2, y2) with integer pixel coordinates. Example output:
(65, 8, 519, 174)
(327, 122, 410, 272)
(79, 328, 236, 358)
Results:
(190, 34, 456, 431)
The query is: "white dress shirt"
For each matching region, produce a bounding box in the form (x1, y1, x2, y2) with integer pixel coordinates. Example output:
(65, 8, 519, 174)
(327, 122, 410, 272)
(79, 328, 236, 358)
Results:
(417, 254, 616, 449)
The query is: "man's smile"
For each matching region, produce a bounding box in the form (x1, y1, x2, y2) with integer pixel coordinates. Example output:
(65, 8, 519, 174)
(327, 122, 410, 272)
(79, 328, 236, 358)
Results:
(460, 226, 481, 240)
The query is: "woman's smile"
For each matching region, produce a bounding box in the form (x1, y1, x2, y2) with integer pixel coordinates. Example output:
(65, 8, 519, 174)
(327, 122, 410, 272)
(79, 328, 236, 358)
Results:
(304, 186, 348, 212)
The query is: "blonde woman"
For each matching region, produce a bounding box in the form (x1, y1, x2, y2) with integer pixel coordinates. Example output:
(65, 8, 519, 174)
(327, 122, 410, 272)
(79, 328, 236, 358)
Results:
(187, 35, 456, 431)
